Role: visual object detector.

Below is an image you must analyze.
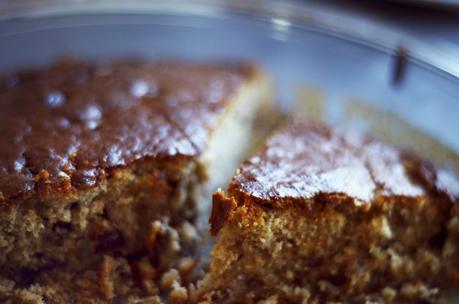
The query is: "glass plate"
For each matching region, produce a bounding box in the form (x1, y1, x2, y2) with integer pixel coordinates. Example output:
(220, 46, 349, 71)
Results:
(0, 0, 457, 300)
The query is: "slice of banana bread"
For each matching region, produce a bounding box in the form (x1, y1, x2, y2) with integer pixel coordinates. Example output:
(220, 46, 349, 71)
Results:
(0, 59, 273, 303)
(203, 121, 459, 303)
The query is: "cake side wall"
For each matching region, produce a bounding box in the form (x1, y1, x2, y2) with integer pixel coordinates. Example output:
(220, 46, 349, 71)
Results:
(0, 157, 199, 284)
(201, 194, 454, 303)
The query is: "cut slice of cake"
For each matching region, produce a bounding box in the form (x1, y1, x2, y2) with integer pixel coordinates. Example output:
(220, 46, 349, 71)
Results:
(202, 121, 459, 303)
(0, 59, 273, 303)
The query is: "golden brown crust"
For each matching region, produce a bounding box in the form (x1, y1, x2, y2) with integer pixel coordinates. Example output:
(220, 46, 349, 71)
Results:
(226, 121, 459, 208)
(209, 191, 237, 236)
(0, 59, 257, 204)
(210, 121, 459, 234)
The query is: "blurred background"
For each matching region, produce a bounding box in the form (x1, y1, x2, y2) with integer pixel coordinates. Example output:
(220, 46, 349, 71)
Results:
(300, 0, 459, 74)
(1, 0, 458, 73)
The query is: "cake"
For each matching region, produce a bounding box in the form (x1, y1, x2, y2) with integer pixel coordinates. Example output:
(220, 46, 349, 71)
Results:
(2, 58, 458, 304)
(0, 58, 273, 303)
(202, 121, 459, 303)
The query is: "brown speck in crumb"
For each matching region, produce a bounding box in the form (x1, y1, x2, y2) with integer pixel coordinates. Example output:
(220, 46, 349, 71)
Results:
(76, 277, 93, 289)
(98, 256, 115, 300)
(132, 257, 158, 295)
(145, 221, 162, 250)
(34, 169, 50, 182)
(209, 191, 237, 235)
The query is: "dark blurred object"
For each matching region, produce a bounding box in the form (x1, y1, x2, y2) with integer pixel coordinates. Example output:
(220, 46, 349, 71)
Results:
(386, 0, 459, 9)
(392, 45, 408, 87)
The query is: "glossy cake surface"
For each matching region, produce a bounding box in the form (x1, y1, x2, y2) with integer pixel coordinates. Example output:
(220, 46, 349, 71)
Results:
(0, 59, 256, 203)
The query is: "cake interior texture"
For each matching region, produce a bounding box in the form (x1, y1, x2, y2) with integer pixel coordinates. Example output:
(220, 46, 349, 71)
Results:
(0, 59, 273, 303)
(201, 121, 459, 303)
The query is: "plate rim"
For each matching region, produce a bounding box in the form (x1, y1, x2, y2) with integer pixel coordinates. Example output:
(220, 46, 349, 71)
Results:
(0, 0, 458, 83)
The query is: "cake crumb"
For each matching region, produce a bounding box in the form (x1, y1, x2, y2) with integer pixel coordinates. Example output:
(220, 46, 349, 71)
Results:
(128, 295, 163, 304)
(161, 269, 180, 290)
(382, 287, 396, 301)
(170, 281, 188, 303)
(257, 295, 278, 304)
(400, 282, 438, 299)
(132, 257, 158, 295)
(16, 289, 45, 304)
(292, 286, 311, 302)
(180, 221, 200, 241)
(371, 216, 393, 239)
(178, 257, 196, 275)
(98, 256, 115, 300)
(285, 270, 294, 281)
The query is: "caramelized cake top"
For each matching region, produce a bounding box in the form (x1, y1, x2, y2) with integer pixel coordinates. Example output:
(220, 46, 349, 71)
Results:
(227, 121, 459, 206)
(0, 59, 256, 202)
